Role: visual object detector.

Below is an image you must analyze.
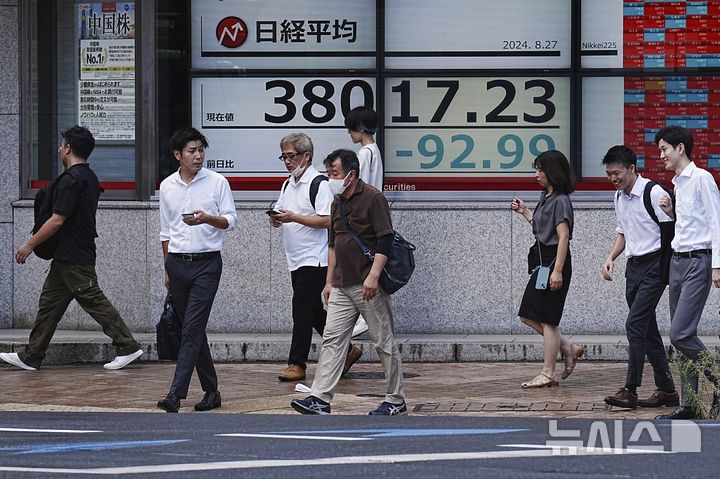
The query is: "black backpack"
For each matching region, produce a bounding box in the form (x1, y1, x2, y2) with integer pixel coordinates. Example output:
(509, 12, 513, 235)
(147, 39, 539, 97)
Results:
(617, 180, 675, 284)
(31, 168, 84, 260)
(643, 181, 675, 285)
(281, 174, 328, 210)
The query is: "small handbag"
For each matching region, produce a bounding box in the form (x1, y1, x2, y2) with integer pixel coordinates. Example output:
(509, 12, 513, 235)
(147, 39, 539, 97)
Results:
(532, 242, 555, 290)
(339, 201, 416, 294)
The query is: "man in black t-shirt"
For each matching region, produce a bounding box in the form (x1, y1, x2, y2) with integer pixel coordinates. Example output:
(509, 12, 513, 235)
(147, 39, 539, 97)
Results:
(0, 126, 143, 371)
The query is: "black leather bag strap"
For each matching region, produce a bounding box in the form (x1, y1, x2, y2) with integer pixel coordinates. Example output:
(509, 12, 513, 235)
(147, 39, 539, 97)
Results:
(338, 200, 373, 259)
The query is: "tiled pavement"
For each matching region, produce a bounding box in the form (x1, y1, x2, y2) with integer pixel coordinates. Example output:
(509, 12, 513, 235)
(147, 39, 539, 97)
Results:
(0, 360, 695, 419)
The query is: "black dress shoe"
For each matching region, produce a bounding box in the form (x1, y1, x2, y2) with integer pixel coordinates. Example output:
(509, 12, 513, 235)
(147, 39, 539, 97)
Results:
(655, 406, 696, 420)
(157, 392, 180, 413)
(194, 391, 222, 411)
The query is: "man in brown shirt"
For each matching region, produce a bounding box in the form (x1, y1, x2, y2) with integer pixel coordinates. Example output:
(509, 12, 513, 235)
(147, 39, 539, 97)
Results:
(291, 149, 406, 416)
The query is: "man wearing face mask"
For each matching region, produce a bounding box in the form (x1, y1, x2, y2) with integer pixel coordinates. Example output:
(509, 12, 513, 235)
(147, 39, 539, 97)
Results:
(271, 133, 362, 382)
(291, 149, 406, 416)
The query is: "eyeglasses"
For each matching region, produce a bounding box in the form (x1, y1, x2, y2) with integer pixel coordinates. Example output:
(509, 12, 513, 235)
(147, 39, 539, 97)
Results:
(278, 152, 305, 161)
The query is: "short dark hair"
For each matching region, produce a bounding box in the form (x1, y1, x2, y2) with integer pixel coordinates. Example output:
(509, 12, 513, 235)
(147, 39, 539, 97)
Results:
(323, 148, 360, 176)
(654, 125, 693, 159)
(533, 150, 576, 194)
(602, 145, 637, 169)
(169, 127, 209, 154)
(61, 125, 95, 160)
(344, 106, 378, 134)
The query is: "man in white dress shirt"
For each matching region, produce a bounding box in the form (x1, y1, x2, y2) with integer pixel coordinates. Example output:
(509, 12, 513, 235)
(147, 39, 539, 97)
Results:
(270, 133, 362, 382)
(653, 126, 720, 420)
(601, 145, 678, 410)
(156, 127, 237, 413)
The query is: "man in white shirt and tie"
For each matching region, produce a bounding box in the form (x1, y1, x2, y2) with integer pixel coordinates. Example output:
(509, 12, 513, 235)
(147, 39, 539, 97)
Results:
(654, 126, 720, 420)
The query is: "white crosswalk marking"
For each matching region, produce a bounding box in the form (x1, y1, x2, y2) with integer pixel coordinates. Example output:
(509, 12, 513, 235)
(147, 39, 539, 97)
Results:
(0, 447, 669, 475)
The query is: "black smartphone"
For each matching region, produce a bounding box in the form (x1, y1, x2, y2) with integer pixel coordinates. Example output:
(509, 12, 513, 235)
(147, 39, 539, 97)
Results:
(182, 213, 195, 219)
(265, 210, 280, 215)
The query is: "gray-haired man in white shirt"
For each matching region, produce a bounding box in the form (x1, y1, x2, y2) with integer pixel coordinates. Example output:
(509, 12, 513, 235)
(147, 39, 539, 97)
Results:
(156, 127, 237, 413)
(271, 133, 362, 383)
(654, 125, 720, 420)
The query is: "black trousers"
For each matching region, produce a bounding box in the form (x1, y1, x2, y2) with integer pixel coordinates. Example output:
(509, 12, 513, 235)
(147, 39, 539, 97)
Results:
(165, 253, 222, 398)
(624, 256, 675, 392)
(288, 266, 327, 368)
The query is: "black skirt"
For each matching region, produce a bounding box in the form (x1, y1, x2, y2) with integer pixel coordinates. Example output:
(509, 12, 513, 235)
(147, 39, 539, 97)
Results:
(518, 241, 572, 326)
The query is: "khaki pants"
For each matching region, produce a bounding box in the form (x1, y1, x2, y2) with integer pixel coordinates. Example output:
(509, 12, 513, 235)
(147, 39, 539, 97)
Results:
(19, 261, 140, 368)
(311, 284, 405, 404)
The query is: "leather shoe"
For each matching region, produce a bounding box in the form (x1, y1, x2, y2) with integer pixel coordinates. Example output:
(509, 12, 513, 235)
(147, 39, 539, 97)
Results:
(637, 389, 679, 408)
(604, 388, 637, 409)
(157, 392, 180, 413)
(278, 364, 306, 382)
(655, 406, 697, 420)
(194, 391, 221, 411)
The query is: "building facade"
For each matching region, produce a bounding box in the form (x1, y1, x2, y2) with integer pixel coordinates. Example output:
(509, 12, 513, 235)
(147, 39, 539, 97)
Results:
(1, 0, 719, 337)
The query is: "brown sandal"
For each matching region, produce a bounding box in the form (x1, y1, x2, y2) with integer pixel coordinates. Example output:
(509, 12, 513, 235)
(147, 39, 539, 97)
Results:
(521, 372, 559, 389)
(561, 346, 585, 380)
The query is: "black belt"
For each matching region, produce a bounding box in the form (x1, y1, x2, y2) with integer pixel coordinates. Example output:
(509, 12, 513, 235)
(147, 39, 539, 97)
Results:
(629, 250, 661, 264)
(673, 248, 712, 259)
(170, 251, 220, 262)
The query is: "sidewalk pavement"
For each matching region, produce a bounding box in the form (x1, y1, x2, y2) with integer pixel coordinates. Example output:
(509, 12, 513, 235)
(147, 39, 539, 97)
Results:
(2, 330, 719, 419)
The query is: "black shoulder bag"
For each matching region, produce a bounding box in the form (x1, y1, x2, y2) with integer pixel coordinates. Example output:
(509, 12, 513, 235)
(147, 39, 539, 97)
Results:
(338, 200, 416, 294)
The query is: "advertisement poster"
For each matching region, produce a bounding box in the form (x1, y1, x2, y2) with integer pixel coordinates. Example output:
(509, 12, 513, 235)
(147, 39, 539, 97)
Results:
(77, 3, 135, 141)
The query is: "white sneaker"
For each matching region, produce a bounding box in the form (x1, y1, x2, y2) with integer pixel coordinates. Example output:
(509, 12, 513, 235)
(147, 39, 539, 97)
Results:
(103, 349, 143, 370)
(0, 352, 37, 371)
(352, 316, 369, 338)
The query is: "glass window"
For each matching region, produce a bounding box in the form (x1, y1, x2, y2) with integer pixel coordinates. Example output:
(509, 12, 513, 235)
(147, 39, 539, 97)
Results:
(25, 0, 137, 198)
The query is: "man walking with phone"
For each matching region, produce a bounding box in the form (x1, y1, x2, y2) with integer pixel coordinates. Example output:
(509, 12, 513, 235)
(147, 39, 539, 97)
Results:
(156, 127, 237, 413)
(270, 133, 362, 382)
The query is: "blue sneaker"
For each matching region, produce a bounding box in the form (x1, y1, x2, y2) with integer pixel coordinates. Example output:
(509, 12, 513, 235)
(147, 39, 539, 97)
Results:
(369, 401, 408, 416)
(291, 395, 331, 415)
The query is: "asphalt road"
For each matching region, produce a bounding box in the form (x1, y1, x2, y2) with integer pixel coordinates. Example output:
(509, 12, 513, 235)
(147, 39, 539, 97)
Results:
(0, 413, 717, 478)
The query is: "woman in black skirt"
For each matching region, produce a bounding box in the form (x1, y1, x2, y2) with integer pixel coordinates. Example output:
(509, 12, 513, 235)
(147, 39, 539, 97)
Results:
(511, 150, 585, 388)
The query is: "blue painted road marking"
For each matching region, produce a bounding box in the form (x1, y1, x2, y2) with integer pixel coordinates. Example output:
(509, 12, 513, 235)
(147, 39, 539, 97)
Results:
(0, 439, 188, 455)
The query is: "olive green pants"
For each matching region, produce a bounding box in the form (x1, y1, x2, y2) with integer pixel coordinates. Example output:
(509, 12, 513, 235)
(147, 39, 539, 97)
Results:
(19, 261, 140, 369)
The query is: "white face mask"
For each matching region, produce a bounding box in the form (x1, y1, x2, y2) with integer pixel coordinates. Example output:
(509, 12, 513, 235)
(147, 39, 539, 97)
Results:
(289, 157, 308, 178)
(328, 172, 351, 195)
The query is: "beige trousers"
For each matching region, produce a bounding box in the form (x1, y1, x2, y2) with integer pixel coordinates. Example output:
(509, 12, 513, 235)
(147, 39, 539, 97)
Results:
(311, 284, 405, 404)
